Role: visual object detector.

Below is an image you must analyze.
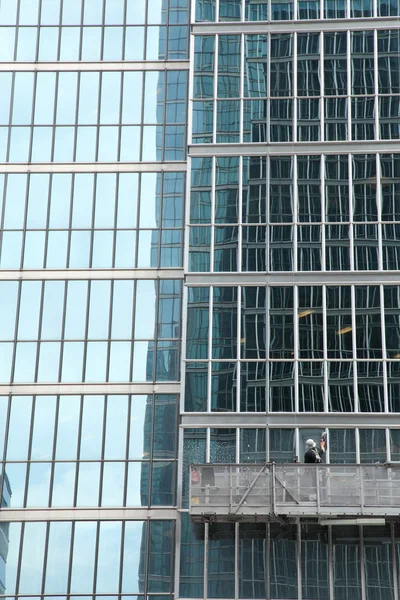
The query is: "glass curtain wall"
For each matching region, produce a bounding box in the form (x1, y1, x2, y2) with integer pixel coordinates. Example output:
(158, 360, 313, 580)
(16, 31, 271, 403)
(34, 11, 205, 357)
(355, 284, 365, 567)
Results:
(0, 0, 188, 598)
(181, 0, 400, 599)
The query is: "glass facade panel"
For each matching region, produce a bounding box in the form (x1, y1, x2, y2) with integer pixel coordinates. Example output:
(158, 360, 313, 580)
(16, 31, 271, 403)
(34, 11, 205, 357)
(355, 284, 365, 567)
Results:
(2, 1, 400, 599)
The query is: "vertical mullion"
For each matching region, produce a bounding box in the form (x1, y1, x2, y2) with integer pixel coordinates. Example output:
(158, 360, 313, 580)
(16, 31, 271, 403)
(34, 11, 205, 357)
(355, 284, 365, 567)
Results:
(238, 156, 243, 275)
(355, 426, 361, 463)
(347, 30, 352, 142)
(391, 523, 399, 600)
(40, 521, 51, 595)
(293, 154, 298, 273)
(210, 156, 216, 272)
(129, 280, 137, 384)
(99, 393, 108, 508)
(187, 32, 195, 148)
(204, 521, 209, 600)
(0, 170, 8, 260)
(322, 285, 328, 413)
(237, 285, 241, 411)
(92, 521, 101, 594)
(293, 32, 298, 143)
(235, 520, 240, 600)
(351, 284, 359, 413)
(100, 0, 106, 60)
(267, 33, 271, 144)
(14, 521, 26, 595)
(381, 283, 389, 413)
(148, 392, 156, 508)
(328, 525, 334, 600)
(207, 286, 213, 412)
(297, 518, 303, 600)
(10, 278, 23, 388)
(374, 29, 379, 142)
(105, 280, 114, 383)
(180, 283, 188, 415)
(294, 285, 299, 413)
(349, 153, 355, 271)
(49, 70, 59, 164)
(27, 73, 38, 166)
(239, 33, 244, 144)
(386, 426, 391, 461)
(6, 74, 16, 162)
(213, 34, 218, 145)
(24, 391, 37, 509)
(376, 152, 384, 272)
(123, 394, 131, 508)
(320, 33, 324, 142)
(321, 154, 326, 272)
(266, 282, 270, 414)
(265, 156, 270, 273)
(19, 169, 32, 270)
(72, 72, 81, 164)
(360, 525, 367, 600)
(0, 394, 11, 506)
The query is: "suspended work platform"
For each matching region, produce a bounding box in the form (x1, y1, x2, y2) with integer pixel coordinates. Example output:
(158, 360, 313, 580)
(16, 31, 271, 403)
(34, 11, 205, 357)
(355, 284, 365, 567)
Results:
(189, 463, 400, 523)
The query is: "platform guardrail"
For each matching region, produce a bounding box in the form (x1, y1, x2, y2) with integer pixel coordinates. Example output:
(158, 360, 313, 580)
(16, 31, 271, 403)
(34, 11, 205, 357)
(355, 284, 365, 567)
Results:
(189, 463, 400, 521)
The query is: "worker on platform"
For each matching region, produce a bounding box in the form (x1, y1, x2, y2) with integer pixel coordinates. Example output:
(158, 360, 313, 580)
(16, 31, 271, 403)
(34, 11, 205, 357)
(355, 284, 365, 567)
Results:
(304, 436, 326, 463)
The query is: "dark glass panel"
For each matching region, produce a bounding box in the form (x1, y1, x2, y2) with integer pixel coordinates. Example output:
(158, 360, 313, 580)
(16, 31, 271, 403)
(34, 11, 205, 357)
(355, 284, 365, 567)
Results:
(239, 523, 267, 598)
(358, 361, 385, 412)
(270, 523, 297, 598)
(328, 362, 354, 412)
(329, 429, 356, 463)
(355, 286, 382, 359)
(185, 362, 208, 412)
(301, 525, 329, 600)
(269, 287, 294, 359)
(180, 512, 205, 598)
(215, 157, 239, 223)
(186, 287, 210, 359)
(212, 287, 238, 359)
(298, 286, 323, 359)
(297, 34, 320, 96)
(241, 287, 266, 359)
(298, 361, 324, 412)
(270, 34, 293, 97)
(208, 523, 236, 598)
(240, 362, 267, 412)
(359, 429, 386, 463)
(332, 526, 362, 600)
(364, 526, 394, 600)
(211, 362, 237, 411)
(269, 428, 295, 463)
(269, 362, 295, 412)
(240, 429, 266, 462)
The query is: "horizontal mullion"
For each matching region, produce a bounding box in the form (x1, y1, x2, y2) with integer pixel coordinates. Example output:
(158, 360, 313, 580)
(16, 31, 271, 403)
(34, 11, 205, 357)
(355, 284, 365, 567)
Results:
(192, 18, 400, 33)
(0, 162, 188, 173)
(185, 271, 400, 284)
(0, 61, 189, 71)
(0, 382, 181, 395)
(181, 413, 400, 426)
(0, 268, 184, 280)
(189, 140, 400, 156)
(0, 507, 178, 521)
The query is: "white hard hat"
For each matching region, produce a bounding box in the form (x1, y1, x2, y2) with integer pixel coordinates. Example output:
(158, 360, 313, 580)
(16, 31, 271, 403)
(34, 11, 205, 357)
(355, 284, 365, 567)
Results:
(306, 439, 316, 449)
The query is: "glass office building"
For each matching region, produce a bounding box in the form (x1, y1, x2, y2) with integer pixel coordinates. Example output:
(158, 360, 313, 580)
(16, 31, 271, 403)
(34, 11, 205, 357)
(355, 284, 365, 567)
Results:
(0, 0, 400, 599)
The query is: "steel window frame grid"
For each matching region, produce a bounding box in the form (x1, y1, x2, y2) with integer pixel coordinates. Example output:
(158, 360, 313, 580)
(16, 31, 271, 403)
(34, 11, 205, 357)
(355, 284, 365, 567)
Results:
(190, 27, 400, 147)
(187, 151, 400, 274)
